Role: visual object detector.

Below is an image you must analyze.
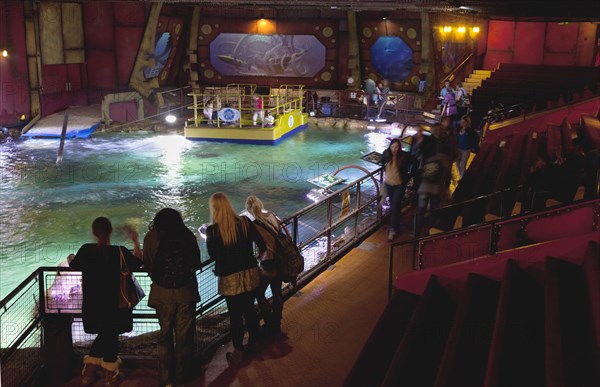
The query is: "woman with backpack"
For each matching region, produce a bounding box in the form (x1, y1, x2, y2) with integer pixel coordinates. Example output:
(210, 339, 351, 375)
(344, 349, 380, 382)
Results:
(243, 195, 284, 335)
(143, 208, 201, 386)
(206, 192, 266, 365)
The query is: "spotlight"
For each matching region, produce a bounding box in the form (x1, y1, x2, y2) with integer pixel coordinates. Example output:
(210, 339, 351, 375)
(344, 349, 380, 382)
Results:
(472, 26, 480, 33)
(443, 26, 452, 33)
(457, 26, 466, 33)
(1, 49, 7, 58)
(165, 114, 177, 123)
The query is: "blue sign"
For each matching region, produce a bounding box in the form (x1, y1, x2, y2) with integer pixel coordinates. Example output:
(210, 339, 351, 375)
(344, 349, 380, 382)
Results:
(218, 108, 241, 122)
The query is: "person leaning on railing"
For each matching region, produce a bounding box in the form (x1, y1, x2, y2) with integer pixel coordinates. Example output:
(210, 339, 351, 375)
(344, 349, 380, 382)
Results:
(243, 195, 284, 335)
(142, 208, 201, 386)
(68, 217, 142, 387)
(206, 192, 266, 366)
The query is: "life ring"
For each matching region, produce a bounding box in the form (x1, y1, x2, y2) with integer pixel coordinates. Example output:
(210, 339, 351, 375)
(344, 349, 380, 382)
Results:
(218, 107, 241, 122)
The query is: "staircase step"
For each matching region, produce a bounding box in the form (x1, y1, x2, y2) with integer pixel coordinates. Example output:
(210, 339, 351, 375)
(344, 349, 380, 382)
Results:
(545, 255, 600, 386)
(435, 273, 501, 387)
(344, 290, 420, 387)
(382, 275, 457, 387)
(474, 69, 493, 76)
(485, 260, 545, 387)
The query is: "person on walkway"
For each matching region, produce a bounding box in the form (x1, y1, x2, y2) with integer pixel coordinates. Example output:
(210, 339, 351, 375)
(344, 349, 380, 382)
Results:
(455, 82, 470, 117)
(243, 195, 284, 335)
(456, 115, 480, 180)
(69, 217, 142, 387)
(380, 138, 414, 241)
(363, 77, 378, 119)
(440, 80, 453, 100)
(415, 125, 443, 237)
(442, 88, 459, 129)
(206, 192, 266, 365)
(143, 208, 201, 386)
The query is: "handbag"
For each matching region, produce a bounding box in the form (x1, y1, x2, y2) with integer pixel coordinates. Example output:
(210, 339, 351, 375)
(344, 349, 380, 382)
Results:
(118, 247, 145, 309)
(218, 267, 260, 296)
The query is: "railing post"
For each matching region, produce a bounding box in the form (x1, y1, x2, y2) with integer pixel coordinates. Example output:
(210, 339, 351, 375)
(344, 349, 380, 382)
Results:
(388, 243, 394, 300)
(490, 223, 500, 254)
(41, 269, 74, 385)
(354, 181, 361, 240)
(326, 197, 333, 260)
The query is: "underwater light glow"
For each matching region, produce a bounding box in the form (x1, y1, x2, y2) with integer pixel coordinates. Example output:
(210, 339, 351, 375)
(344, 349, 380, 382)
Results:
(165, 114, 177, 123)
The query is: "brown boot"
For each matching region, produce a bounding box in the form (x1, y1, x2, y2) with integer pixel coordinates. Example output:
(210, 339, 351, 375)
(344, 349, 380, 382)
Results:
(81, 355, 101, 386)
(101, 358, 124, 386)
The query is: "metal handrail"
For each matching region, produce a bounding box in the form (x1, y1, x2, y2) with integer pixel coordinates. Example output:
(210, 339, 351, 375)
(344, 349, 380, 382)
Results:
(0, 164, 386, 386)
(440, 52, 474, 87)
(388, 197, 600, 298)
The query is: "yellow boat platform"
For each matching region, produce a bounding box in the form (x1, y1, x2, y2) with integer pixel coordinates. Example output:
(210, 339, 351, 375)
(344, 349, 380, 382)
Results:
(184, 84, 309, 145)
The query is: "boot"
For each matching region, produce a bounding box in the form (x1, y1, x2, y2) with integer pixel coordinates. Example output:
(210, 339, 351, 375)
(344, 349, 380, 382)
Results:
(81, 355, 101, 386)
(101, 357, 124, 386)
(225, 349, 244, 366)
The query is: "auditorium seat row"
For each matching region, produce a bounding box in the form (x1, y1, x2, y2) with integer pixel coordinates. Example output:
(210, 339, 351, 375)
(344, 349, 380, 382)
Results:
(345, 222, 600, 386)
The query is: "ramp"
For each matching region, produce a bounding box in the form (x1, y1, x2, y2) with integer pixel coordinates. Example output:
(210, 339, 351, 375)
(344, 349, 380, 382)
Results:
(22, 105, 101, 139)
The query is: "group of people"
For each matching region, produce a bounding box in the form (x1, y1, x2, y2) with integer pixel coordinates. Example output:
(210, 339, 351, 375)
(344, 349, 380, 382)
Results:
(69, 193, 286, 386)
(363, 77, 391, 119)
(380, 114, 481, 240)
(202, 96, 276, 127)
(440, 80, 470, 128)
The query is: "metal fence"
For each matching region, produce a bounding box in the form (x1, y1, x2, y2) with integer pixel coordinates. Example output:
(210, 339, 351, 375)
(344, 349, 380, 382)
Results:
(388, 198, 600, 298)
(0, 166, 385, 386)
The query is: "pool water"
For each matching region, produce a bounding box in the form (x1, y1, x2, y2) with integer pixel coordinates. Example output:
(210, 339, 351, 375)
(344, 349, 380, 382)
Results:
(0, 126, 390, 298)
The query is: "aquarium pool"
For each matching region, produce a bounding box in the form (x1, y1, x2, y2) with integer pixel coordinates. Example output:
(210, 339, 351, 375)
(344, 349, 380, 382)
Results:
(0, 125, 391, 298)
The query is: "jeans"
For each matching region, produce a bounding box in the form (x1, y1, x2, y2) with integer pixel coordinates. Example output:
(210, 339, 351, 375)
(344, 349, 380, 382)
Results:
(225, 291, 260, 351)
(415, 191, 440, 237)
(89, 330, 119, 362)
(255, 275, 283, 328)
(155, 302, 196, 385)
(386, 183, 407, 233)
(457, 148, 471, 179)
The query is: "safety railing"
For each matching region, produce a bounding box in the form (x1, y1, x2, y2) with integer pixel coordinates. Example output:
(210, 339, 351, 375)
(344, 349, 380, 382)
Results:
(388, 197, 600, 299)
(0, 165, 385, 386)
(187, 84, 305, 128)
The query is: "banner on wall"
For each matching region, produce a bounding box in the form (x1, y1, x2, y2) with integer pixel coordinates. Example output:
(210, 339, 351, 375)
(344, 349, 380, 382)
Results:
(209, 33, 325, 77)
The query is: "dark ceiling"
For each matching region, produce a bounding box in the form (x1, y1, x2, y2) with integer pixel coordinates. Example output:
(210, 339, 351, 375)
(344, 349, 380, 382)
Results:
(45, 1, 599, 21)
(150, 0, 600, 21)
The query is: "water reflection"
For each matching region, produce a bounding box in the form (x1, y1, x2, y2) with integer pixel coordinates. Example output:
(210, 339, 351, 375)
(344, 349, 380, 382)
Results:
(0, 128, 386, 298)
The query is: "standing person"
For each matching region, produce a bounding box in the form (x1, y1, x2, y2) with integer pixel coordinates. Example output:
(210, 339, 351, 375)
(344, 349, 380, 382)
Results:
(442, 88, 459, 129)
(380, 138, 413, 241)
(377, 79, 391, 118)
(243, 196, 284, 335)
(455, 82, 470, 117)
(410, 125, 428, 196)
(252, 94, 264, 126)
(206, 192, 266, 365)
(440, 80, 452, 100)
(363, 77, 377, 119)
(456, 115, 480, 180)
(415, 129, 442, 237)
(69, 217, 142, 387)
(143, 208, 201, 387)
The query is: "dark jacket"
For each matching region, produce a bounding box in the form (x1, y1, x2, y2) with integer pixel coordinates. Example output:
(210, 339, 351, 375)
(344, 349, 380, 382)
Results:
(379, 147, 414, 183)
(206, 217, 266, 277)
(143, 228, 202, 307)
(70, 244, 143, 334)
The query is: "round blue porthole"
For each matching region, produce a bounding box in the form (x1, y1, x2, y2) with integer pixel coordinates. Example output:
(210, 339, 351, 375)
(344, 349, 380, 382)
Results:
(370, 36, 414, 83)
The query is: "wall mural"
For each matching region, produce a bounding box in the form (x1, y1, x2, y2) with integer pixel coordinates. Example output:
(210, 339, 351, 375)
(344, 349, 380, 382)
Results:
(143, 32, 172, 79)
(370, 36, 414, 83)
(209, 33, 325, 77)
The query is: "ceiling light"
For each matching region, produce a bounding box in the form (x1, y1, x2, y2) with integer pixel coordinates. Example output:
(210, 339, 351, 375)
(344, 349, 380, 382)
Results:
(472, 26, 480, 33)
(1, 50, 7, 58)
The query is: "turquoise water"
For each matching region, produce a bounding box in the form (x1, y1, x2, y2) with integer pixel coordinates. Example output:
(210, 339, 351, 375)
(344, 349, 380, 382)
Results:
(0, 126, 389, 298)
